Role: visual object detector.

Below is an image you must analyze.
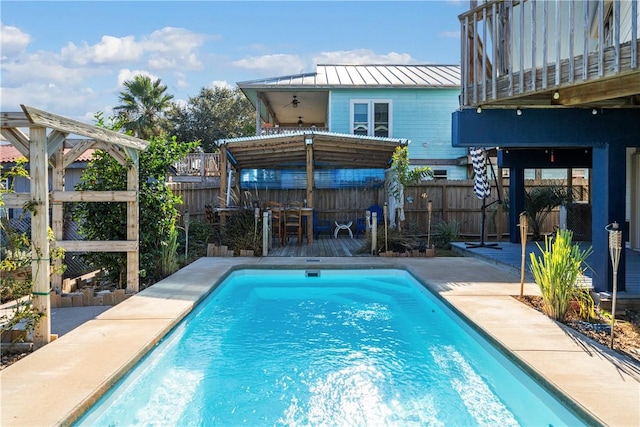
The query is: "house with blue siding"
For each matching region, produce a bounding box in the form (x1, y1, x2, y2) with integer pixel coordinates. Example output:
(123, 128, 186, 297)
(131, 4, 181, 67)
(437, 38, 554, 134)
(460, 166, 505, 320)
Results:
(234, 64, 464, 181)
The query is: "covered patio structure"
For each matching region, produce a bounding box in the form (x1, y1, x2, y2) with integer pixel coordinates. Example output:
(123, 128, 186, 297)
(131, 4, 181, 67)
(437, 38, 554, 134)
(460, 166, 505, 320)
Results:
(215, 131, 407, 243)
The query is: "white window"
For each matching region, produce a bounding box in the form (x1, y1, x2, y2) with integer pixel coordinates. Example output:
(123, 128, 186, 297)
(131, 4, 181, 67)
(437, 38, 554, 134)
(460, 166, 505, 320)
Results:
(350, 100, 392, 137)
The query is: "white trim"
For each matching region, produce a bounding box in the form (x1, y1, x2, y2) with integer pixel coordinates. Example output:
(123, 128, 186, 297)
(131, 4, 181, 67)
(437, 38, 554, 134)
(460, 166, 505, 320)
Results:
(349, 99, 393, 137)
(328, 90, 333, 132)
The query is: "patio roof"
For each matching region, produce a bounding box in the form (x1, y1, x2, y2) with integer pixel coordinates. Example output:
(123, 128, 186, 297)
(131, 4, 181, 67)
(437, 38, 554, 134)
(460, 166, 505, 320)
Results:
(216, 131, 408, 170)
(236, 64, 461, 127)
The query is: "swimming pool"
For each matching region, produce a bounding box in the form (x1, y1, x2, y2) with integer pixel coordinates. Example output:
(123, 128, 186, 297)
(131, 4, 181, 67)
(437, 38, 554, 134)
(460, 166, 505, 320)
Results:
(76, 269, 588, 426)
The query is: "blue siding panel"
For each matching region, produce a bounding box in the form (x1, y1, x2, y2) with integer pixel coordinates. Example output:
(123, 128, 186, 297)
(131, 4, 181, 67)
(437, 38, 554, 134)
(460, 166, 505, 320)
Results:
(329, 88, 465, 177)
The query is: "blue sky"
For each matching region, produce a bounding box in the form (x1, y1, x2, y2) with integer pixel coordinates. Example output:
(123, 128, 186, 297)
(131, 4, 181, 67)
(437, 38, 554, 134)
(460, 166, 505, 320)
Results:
(1, 1, 467, 123)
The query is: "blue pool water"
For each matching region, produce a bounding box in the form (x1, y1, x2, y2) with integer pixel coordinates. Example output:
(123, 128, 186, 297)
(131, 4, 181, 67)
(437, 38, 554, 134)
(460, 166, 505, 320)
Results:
(77, 269, 587, 426)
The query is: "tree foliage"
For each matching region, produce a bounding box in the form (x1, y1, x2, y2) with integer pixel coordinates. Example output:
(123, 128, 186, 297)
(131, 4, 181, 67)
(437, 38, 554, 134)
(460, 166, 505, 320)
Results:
(524, 185, 572, 240)
(166, 86, 255, 151)
(71, 114, 198, 288)
(114, 75, 174, 140)
(389, 146, 432, 200)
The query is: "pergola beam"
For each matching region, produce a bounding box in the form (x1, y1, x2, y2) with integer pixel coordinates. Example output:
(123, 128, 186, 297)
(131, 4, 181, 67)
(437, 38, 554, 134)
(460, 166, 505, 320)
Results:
(1, 105, 149, 347)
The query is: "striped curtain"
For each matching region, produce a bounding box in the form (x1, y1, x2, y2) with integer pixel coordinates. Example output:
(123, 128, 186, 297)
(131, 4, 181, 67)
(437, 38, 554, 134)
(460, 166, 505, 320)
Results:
(470, 147, 490, 200)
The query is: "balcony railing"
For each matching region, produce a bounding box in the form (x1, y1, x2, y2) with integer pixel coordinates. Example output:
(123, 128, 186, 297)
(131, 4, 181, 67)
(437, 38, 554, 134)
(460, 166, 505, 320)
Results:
(460, 0, 639, 108)
(172, 153, 220, 178)
(261, 126, 329, 135)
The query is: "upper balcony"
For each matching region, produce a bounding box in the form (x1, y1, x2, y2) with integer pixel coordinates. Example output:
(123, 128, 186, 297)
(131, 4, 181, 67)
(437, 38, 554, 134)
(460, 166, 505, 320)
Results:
(459, 0, 639, 109)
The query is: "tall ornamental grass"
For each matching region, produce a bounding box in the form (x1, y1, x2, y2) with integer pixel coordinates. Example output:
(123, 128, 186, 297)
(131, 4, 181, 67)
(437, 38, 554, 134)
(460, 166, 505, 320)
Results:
(529, 229, 594, 322)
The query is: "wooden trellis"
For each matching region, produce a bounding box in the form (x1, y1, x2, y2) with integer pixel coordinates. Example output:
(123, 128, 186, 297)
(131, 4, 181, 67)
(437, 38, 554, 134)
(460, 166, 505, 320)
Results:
(1, 105, 148, 347)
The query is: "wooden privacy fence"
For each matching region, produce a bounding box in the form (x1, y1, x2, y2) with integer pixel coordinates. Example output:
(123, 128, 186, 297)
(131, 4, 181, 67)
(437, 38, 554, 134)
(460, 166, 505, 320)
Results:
(168, 179, 589, 239)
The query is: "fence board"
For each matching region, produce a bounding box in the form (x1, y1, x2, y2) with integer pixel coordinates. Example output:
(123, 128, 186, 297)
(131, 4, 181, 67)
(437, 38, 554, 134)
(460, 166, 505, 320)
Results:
(168, 179, 589, 238)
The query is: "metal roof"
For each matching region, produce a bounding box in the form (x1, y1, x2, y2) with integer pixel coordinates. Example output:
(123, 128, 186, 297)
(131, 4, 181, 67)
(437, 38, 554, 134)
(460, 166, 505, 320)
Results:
(216, 131, 408, 170)
(237, 64, 461, 88)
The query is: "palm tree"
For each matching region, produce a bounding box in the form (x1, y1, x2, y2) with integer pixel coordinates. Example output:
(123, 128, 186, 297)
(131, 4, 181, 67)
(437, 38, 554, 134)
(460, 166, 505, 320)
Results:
(114, 75, 174, 140)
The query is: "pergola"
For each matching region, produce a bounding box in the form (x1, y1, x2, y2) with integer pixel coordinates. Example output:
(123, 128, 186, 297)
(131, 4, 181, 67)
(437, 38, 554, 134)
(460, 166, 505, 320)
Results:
(216, 131, 408, 210)
(1, 105, 148, 347)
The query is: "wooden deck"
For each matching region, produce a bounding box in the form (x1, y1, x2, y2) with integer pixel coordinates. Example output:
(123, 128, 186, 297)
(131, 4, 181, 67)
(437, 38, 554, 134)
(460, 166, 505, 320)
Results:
(266, 236, 371, 257)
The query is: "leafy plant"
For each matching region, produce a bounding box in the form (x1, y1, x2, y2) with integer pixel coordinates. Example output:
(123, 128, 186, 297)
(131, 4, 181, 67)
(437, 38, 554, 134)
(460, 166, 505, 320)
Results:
(524, 185, 572, 240)
(220, 210, 263, 256)
(114, 75, 174, 140)
(504, 184, 572, 241)
(529, 229, 594, 322)
(71, 114, 198, 288)
(388, 146, 432, 202)
(178, 219, 214, 263)
(1, 160, 51, 341)
(166, 86, 255, 152)
(432, 219, 460, 249)
(160, 226, 180, 277)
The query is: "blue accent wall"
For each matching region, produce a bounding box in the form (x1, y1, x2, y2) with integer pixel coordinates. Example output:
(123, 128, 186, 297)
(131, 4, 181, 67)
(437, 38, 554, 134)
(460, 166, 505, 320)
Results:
(330, 88, 465, 179)
(453, 107, 640, 292)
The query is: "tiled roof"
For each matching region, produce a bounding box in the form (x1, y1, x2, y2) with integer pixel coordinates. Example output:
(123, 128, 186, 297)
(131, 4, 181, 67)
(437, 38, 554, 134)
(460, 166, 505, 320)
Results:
(237, 64, 460, 88)
(0, 143, 94, 163)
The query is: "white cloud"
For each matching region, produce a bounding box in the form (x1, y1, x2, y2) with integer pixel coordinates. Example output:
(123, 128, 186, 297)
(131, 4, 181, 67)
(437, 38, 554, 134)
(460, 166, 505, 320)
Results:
(314, 49, 414, 65)
(1, 50, 103, 87)
(209, 80, 233, 89)
(0, 23, 31, 57)
(116, 69, 159, 87)
(175, 72, 188, 89)
(144, 27, 207, 53)
(143, 27, 206, 71)
(94, 35, 143, 63)
(61, 35, 142, 66)
(58, 27, 205, 71)
(1, 81, 101, 120)
(232, 54, 306, 75)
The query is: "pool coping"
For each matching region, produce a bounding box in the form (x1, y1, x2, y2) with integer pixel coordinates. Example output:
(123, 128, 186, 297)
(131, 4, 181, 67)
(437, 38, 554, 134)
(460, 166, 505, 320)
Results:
(1, 256, 638, 426)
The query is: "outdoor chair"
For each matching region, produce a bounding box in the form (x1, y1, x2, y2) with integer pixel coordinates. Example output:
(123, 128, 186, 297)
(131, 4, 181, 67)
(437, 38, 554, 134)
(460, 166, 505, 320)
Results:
(313, 210, 332, 240)
(355, 204, 384, 238)
(283, 202, 304, 244)
(265, 201, 284, 246)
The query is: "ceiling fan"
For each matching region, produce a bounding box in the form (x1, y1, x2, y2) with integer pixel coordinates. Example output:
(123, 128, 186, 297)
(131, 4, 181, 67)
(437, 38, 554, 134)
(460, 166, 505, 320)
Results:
(284, 95, 300, 108)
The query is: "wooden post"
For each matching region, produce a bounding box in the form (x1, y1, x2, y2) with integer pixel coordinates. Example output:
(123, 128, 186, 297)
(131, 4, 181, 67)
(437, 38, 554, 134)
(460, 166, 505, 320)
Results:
(262, 211, 269, 255)
(30, 126, 51, 347)
(496, 167, 504, 240)
(126, 161, 139, 293)
(219, 145, 228, 208)
(305, 138, 314, 243)
(305, 137, 314, 208)
(383, 204, 389, 253)
(371, 212, 377, 255)
(51, 144, 65, 293)
(519, 212, 528, 297)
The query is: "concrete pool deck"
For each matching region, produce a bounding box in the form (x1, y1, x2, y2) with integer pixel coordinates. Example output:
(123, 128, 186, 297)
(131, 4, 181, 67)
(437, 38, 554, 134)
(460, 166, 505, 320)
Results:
(1, 256, 638, 426)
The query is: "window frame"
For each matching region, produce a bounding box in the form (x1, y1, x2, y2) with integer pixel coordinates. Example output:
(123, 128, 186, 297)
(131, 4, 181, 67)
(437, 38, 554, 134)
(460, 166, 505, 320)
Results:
(349, 99, 393, 137)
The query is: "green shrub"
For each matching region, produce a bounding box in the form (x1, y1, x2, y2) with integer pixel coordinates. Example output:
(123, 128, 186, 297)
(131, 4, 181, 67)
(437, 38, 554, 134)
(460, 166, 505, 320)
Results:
(529, 229, 594, 322)
(432, 220, 460, 249)
(178, 219, 213, 263)
(220, 210, 263, 256)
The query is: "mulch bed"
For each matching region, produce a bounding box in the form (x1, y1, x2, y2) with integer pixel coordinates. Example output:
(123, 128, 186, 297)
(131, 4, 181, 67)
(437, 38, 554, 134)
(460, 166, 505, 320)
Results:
(516, 295, 640, 364)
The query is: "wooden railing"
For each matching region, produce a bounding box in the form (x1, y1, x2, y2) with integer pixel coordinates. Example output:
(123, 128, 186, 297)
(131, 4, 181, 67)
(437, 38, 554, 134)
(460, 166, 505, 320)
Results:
(172, 153, 220, 178)
(261, 126, 328, 135)
(460, 0, 639, 107)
